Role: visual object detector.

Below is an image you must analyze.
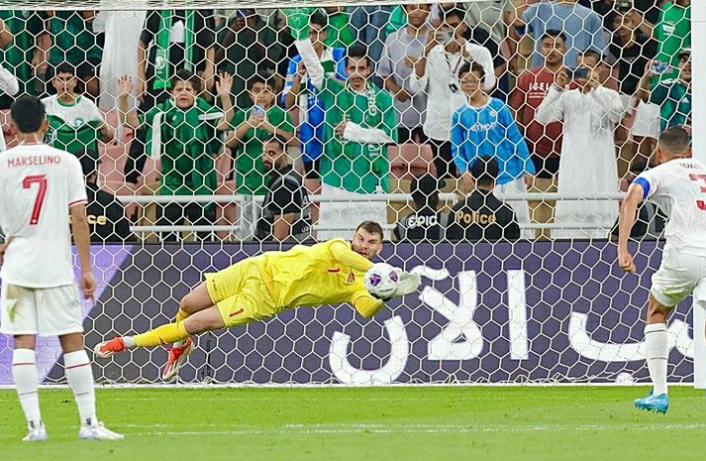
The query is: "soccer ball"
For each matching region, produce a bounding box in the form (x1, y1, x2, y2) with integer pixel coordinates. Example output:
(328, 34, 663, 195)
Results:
(364, 263, 400, 299)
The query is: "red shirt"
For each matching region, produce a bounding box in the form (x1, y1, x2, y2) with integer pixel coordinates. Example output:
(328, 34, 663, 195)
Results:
(509, 67, 563, 158)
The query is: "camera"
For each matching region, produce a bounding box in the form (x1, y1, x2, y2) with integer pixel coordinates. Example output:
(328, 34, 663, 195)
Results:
(616, 0, 633, 10)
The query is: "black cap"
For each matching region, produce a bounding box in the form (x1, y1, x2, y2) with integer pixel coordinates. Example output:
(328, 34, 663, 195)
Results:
(76, 148, 100, 177)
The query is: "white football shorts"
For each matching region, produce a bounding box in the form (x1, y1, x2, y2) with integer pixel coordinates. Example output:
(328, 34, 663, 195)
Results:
(651, 246, 706, 308)
(0, 283, 84, 336)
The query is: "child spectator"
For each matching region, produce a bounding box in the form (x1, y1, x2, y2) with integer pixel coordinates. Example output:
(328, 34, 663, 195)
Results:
(42, 63, 114, 155)
(451, 62, 534, 238)
(117, 71, 234, 241)
(226, 75, 296, 239)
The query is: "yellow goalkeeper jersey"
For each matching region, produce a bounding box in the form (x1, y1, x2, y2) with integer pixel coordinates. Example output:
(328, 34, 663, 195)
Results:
(258, 238, 383, 317)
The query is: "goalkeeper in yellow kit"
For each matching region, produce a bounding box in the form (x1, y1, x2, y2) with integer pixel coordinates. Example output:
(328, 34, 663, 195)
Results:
(94, 221, 421, 381)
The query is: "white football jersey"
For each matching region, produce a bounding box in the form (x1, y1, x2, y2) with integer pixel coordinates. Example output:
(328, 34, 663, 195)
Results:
(637, 158, 706, 256)
(0, 144, 87, 287)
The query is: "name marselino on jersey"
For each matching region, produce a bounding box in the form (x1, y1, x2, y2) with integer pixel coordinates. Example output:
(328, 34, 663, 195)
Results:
(6, 155, 63, 168)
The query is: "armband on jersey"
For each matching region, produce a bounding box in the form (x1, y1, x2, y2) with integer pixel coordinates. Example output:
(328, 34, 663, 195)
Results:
(633, 177, 651, 199)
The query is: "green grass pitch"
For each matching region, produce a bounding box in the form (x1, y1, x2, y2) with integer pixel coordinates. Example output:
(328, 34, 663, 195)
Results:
(1, 387, 705, 460)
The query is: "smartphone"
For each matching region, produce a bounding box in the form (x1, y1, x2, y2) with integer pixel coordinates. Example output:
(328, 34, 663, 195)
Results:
(439, 30, 454, 44)
(252, 105, 266, 117)
(568, 67, 590, 80)
(651, 61, 672, 75)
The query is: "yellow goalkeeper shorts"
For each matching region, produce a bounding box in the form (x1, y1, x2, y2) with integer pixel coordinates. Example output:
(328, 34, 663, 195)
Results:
(205, 257, 278, 328)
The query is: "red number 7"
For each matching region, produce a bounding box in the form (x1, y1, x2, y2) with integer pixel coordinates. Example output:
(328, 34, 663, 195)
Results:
(22, 175, 48, 225)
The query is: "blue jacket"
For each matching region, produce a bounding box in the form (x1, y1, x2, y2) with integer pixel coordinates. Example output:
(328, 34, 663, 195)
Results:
(451, 98, 535, 185)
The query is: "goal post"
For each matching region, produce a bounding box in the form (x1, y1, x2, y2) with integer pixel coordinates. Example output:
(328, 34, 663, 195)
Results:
(691, 0, 705, 390)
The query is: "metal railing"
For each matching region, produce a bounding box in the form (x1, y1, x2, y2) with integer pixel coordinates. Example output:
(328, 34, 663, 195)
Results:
(120, 191, 625, 237)
(116, 192, 626, 204)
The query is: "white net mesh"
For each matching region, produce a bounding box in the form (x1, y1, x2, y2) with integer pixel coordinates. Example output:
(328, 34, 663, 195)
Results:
(0, 0, 424, 11)
(0, 1, 697, 385)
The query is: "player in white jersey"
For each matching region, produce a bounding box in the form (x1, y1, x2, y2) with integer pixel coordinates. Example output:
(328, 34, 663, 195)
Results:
(618, 126, 704, 414)
(0, 96, 122, 441)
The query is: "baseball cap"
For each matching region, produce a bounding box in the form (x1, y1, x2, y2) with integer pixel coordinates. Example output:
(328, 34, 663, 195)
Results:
(678, 48, 691, 60)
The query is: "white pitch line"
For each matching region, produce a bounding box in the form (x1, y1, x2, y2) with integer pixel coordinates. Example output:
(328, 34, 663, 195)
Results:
(1, 422, 705, 439)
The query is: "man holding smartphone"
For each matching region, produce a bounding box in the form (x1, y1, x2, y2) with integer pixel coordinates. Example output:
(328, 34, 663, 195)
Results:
(637, 48, 692, 133)
(536, 50, 624, 239)
(408, 4, 495, 180)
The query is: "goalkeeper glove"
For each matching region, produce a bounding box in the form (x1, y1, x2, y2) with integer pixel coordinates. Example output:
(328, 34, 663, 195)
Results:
(283, 8, 314, 41)
(392, 269, 422, 298)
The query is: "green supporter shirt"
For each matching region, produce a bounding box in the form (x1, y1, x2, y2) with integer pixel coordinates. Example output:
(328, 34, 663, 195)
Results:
(650, 78, 691, 131)
(324, 12, 356, 49)
(47, 11, 102, 67)
(229, 106, 294, 196)
(42, 95, 104, 154)
(139, 98, 222, 196)
(318, 77, 398, 194)
(653, 2, 690, 81)
(0, 11, 42, 94)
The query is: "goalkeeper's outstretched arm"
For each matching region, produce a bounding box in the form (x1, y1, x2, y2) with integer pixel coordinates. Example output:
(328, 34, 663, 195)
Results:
(329, 240, 374, 273)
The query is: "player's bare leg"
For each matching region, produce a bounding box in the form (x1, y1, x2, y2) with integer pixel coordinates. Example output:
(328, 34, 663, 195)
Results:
(94, 302, 226, 380)
(635, 294, 673, 414)
(60, 333, 123, 440)
(12, 334, 46, 442)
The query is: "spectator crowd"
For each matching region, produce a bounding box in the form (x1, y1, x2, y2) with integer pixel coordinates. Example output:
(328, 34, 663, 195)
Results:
(0, 1, 691, 243)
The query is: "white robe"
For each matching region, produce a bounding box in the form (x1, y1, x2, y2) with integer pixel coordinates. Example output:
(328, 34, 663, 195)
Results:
(97, 9, 146, 111)
(536, 85, 624, 239)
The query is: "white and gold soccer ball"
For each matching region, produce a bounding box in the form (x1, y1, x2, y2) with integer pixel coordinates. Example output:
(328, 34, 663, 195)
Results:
(364, 263, 400, 299)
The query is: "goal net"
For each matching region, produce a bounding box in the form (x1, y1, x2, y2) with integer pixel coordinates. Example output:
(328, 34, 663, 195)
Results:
(0, 1, 698, 386)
